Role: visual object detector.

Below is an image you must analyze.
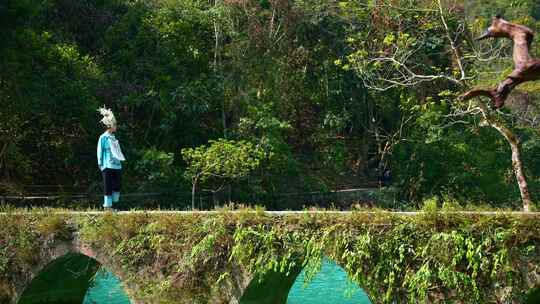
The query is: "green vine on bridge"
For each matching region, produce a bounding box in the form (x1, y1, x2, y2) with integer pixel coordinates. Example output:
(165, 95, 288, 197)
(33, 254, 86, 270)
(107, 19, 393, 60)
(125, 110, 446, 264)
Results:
(1, 210, 540, 303)
(229, 212, 540, 303)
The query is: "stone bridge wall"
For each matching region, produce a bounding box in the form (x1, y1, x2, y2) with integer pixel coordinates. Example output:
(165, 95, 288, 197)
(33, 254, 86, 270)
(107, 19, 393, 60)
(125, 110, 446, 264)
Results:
(1, 211, 540, 304)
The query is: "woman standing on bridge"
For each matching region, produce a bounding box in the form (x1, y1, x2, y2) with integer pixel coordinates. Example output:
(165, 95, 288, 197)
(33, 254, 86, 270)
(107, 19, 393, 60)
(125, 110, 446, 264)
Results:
(97, 107, 126, 210)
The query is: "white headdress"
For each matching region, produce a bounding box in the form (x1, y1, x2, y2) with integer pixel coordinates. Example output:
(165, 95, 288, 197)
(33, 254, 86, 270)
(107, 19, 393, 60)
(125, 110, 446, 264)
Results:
(98, 106, 117, 128)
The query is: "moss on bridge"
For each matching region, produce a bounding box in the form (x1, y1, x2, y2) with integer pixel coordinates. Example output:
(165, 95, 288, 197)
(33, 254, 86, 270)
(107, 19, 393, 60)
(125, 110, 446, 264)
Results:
(1, 210, 540, 303)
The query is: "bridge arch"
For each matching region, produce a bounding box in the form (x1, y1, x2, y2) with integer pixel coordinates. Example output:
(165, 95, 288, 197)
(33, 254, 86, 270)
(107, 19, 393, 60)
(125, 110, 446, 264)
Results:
(237, 257, 372, 304)
(18, 252, 100, 303)
(11, 240, 134, 304)
(4, 212, 540, 303)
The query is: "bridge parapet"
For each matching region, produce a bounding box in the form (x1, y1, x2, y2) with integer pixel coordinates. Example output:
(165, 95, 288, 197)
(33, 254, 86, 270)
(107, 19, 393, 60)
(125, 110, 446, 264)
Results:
(1, 211, 540, 303)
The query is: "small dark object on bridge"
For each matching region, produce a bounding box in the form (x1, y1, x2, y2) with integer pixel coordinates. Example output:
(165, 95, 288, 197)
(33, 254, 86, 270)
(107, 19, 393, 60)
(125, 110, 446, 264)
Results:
(461, 15, 540, 109)
(378, 169, 392, 186)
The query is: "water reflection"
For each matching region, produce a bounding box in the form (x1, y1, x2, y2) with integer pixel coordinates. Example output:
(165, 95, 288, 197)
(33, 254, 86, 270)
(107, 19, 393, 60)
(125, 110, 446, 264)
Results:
(83, 269, 130, 304)
(287, 259, 371, 304)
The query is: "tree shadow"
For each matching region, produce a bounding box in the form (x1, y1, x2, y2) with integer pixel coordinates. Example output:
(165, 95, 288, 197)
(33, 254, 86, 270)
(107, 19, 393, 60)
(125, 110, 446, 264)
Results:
(18, 252, 130, 304)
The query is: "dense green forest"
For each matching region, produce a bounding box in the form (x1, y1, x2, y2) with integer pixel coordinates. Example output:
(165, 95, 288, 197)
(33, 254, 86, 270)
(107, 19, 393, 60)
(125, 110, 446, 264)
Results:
(1, 0, 540, 208)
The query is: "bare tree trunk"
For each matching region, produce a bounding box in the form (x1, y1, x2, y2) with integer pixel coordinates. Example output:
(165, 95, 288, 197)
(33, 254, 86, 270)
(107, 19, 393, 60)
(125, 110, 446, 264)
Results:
(478, 104, 532, 211)
(509, 140, 532, 211)
(489, 122, 532, 212)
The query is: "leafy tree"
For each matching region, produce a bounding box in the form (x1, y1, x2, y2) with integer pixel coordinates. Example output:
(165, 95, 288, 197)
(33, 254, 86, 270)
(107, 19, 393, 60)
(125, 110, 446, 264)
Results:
(2, 0, 539, 209)
(182, 139, 264, 209)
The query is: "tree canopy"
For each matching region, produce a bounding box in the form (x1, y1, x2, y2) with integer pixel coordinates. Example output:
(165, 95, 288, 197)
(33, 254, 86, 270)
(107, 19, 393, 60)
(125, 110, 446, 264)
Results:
(1, 0, 539, 209)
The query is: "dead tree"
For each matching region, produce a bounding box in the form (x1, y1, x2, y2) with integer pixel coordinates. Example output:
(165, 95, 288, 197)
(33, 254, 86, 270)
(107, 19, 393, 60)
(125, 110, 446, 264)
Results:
(349, 2, 536, 211)
(461, 15, 540, 109)
(456, 15, 536, 211)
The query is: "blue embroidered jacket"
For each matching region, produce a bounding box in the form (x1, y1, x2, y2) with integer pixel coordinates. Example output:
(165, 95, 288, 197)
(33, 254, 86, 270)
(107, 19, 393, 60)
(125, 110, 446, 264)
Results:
(97, 131, 122, 171)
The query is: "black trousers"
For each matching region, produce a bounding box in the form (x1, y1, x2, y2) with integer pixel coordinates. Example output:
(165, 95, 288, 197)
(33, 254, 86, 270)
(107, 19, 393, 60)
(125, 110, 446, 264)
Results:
(102, 168, 122, 196)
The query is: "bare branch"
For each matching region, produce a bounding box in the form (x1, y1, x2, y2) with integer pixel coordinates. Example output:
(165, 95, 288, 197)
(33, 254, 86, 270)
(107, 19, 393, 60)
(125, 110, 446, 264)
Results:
(437, 0, 465, 81)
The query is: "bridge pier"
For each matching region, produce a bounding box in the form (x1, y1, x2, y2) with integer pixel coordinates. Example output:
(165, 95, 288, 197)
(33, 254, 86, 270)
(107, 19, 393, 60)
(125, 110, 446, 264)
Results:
(237, 268, 302, 304)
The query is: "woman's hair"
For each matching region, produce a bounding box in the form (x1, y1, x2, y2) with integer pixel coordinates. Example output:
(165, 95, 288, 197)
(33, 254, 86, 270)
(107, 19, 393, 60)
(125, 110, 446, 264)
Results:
(98, 106, 117, 129)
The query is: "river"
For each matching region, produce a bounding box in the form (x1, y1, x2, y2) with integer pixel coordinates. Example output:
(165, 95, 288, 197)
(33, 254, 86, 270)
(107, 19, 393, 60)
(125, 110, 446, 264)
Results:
(83, 260, 372, 304)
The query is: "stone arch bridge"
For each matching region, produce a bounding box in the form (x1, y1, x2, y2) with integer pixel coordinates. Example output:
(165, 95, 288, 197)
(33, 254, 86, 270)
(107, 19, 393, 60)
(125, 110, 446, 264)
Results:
(1, 211, 540, 304)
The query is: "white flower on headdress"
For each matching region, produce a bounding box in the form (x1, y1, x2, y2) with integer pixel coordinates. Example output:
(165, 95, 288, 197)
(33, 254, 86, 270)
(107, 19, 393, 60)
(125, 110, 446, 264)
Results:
(98, 106, 117, 128)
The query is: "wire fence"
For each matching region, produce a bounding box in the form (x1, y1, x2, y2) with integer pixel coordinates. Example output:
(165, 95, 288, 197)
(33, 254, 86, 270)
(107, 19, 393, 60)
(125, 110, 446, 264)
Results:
(0, 185, 399, 210)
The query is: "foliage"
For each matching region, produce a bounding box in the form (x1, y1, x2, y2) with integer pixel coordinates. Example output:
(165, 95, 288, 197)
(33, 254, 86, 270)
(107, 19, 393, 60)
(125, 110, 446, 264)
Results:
(1, 0, 540, 208)
(182, 139, 264, 191)
(134, 148, 180, 187)
(2, 210, 540, 303)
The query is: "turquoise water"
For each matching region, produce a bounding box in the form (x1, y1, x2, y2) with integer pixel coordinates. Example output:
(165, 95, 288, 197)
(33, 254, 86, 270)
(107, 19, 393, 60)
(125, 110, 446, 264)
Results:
(84, 260, 370, 304)
(287, 260, 371, 304)
(83, 270, 130, 304)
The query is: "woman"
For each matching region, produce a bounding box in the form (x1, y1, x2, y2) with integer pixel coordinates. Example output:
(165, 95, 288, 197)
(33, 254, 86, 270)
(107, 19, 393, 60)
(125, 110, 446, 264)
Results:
(97, 107, 126, 210)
